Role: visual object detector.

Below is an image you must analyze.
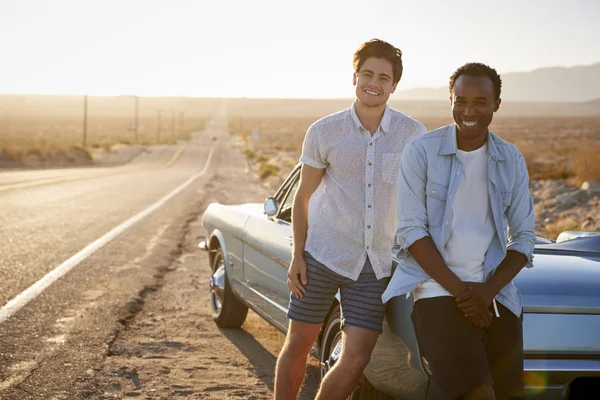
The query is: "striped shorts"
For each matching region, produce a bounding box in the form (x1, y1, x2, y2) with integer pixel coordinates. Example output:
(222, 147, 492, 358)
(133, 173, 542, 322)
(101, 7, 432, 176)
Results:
(286, 252, 390, 333)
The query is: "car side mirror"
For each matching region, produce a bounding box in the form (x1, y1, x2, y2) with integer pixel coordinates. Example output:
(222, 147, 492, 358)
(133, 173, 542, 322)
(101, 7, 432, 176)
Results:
(264, 197, 279, 217)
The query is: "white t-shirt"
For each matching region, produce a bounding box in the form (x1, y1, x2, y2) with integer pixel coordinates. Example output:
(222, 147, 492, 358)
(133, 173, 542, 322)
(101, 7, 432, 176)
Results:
(413, 143, 496, 300)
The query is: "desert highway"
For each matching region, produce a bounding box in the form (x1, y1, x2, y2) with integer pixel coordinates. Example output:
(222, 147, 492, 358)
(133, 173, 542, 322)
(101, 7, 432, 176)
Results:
(0, 113, 229, 399)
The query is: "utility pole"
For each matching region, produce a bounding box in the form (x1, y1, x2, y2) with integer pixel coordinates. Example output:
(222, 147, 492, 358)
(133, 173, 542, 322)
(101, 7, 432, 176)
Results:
(134, 96, 139, 143)
(83, 95, 88, 147)
(180, 112, 185, 137)
(157, 110, 162, 143)
(171, 109, 176, 141)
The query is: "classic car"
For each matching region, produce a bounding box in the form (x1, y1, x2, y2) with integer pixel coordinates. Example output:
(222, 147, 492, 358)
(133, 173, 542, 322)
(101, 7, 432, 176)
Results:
(199, 163, 600, 399)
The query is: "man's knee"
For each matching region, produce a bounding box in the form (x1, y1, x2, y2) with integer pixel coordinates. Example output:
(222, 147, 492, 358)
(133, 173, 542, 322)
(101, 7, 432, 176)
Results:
(463, 383, 495, 400)
(281, 322, 321, 359)
(337, 349, 371, 374)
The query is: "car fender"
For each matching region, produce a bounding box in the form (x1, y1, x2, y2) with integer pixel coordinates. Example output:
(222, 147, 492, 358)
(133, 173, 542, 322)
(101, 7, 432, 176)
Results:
(206, 229, 233, 278)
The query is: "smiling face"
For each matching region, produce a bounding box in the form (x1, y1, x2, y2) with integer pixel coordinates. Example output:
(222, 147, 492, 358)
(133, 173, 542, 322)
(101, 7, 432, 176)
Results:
(451, 74, 501, 149)
(353, 57, 397, 108)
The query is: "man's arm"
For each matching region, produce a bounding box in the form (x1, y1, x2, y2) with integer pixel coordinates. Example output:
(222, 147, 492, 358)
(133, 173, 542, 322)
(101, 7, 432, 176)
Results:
(398, 143, 465, 295)
(287, 164, 324, 298)
(408, 238, 468, 298)
(457, 152, 536, 315)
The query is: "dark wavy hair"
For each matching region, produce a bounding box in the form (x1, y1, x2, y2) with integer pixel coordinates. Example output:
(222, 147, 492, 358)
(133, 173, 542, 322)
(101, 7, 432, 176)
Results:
(449, 62, 502, 99)
(353, 39, 403, 84)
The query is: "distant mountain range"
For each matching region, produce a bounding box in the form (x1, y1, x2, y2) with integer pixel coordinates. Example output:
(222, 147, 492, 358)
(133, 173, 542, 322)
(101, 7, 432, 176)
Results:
(398, 62, 600, 102)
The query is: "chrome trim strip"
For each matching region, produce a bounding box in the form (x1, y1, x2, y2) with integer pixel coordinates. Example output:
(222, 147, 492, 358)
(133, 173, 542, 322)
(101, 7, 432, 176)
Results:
(524, 305, 600, 314)
(244, 240, 289, 268)
(525, 384, 563, 390)
(246, 285, 289, 314)
(525, 359, 600, 372)
(244, 261, 286, 285)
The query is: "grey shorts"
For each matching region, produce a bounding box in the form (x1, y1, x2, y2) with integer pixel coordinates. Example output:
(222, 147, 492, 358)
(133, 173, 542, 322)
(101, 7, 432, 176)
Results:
(286, 252, 389, 333)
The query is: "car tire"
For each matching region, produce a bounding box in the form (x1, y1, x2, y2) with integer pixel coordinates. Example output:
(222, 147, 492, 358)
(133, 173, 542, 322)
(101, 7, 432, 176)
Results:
(210, 248, 248, 328)
(320, 305, 394, 400)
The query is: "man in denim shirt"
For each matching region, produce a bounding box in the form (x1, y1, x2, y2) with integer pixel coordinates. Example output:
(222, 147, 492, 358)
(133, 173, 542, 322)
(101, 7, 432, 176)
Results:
(382, 63, 535, 400)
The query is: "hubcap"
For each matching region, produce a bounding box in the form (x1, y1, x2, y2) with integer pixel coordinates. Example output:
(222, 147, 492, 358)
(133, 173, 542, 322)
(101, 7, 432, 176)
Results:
(210, 261, 226, 314)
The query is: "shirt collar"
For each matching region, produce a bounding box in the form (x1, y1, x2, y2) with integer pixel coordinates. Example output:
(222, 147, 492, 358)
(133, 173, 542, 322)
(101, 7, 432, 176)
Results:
(350, 102, 392, 134)
(439, 124, 505, 161)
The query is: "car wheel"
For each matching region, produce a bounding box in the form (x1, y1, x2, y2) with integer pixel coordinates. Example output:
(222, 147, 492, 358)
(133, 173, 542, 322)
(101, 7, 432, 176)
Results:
(320, 304, 395, 400)
(209, 248, 248, 328)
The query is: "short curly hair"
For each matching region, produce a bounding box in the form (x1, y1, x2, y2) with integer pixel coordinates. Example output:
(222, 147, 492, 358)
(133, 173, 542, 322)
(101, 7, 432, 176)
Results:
(449, 62, 502, 100)
(353, 39, 403, 84)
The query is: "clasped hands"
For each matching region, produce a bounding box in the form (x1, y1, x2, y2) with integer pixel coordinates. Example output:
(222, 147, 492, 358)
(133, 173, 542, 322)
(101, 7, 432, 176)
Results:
(456, 282, 496, 328)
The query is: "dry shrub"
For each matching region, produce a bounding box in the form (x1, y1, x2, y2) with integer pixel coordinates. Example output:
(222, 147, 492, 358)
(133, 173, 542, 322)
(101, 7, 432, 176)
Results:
(570, 140, 600, 185)
(243, 148, 256, 159)
(259, 162, 279, 179)
(255, 154, 269, 163)
(543, 217, 580, 240)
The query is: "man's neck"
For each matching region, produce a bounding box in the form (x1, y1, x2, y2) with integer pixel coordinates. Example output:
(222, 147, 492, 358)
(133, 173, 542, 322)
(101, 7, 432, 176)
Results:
(355, 101, 386, 135)
(456, 130, 488, 152)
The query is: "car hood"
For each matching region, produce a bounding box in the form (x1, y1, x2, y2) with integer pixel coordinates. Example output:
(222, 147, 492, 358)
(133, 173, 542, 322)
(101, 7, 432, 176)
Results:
(516, 252, 600, 314)
(227, 203, 264, 215)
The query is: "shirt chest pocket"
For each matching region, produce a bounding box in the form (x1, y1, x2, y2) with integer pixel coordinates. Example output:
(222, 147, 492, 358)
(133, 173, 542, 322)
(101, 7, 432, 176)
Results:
(381, 152, 403, 184)
(426, 181, 448, 228)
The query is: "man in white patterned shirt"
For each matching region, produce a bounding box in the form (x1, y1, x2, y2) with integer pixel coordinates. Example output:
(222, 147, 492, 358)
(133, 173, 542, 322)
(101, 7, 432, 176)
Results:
(273, 38, 426, 400)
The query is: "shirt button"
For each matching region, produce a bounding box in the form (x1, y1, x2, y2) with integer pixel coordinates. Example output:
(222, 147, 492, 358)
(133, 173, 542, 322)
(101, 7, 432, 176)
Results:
(457, 171, 461, 175)
(366, 246, 370, 250)
(368, 204, 372, 208)
(369, 142, 373, 146)
(449, 194, 453, 199)
(368, 162, 372, 166)
(446, 221, 450, 225)
(367, 225, 371, 229)
(368, 184, 372, 187)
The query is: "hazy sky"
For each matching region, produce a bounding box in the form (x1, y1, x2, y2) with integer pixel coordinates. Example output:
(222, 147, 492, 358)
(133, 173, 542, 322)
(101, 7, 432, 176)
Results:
(1, 0, 599, 98)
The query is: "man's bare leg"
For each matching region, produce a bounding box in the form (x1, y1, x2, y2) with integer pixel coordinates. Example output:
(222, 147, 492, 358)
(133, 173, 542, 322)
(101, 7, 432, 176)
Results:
(274, 321, 322, 400)
(315, 325, 379, 400)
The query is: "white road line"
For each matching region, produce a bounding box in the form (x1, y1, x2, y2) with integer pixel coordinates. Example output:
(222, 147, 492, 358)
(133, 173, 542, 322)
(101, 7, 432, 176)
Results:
(0, 147, 216, 325)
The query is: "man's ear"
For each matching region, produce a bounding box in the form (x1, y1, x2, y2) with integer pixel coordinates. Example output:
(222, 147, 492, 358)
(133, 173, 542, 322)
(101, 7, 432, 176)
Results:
(352, 72, 357, 86)
(494, 98, 502, 112)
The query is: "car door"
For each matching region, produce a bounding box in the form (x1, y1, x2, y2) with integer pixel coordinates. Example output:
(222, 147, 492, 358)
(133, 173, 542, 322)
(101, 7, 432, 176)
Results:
(242, 168, 300, 331)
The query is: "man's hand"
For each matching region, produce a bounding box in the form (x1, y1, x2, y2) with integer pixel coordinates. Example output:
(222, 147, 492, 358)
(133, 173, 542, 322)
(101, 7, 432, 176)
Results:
(287, 256, 308, 298)
(456, 282, 496, 317)
(466, 309, 494, 328)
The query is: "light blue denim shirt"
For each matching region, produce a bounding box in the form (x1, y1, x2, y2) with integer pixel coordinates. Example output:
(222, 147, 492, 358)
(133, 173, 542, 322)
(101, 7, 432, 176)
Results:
(381, 124, 536, 317)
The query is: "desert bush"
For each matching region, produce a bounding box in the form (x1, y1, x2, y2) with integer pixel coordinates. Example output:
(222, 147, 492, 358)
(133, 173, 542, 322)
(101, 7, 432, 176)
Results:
(243, 148, 256, 159)
(259, 162, 279, 179)
(544, 217, 580, 240)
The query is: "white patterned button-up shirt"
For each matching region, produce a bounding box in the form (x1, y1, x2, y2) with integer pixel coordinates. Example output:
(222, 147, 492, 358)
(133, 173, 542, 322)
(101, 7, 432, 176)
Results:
(299, 103, 426, 281)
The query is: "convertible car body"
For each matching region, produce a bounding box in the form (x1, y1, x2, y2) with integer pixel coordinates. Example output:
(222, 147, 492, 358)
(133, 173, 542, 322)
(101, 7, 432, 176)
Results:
(199, 163, 600, 399)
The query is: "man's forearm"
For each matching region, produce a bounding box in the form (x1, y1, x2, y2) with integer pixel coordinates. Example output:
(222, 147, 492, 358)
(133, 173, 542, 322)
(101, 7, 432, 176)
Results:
(291, 195, 309, 258)
(485, 250, 527, 295)
(408, 237, 468, 297)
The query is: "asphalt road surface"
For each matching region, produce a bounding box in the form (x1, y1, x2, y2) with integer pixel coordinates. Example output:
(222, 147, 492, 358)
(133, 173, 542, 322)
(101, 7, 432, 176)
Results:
(0, 108, 269, 399)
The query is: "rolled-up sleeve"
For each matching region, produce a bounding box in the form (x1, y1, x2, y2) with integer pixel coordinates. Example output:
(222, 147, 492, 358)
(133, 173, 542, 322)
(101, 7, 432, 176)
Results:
(395, 141, 429, 253)
(299, 123, 327, 169)
(506, 152, 536, 267)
